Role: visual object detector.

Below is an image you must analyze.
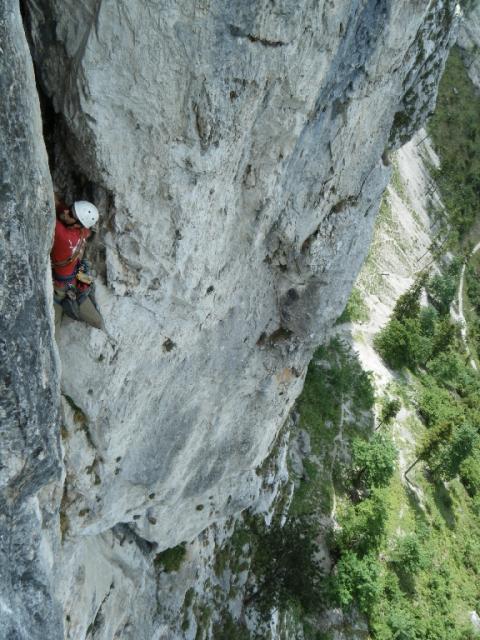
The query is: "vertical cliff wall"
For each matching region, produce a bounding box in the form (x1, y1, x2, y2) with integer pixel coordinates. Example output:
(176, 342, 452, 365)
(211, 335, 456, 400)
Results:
(0, 4, 62, 639)
(23, 0, 457, 545)
(3, 0, 459, 637)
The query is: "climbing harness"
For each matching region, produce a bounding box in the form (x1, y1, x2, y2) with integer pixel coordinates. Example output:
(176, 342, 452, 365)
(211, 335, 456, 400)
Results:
(53, 260, 96, 318)
(51, 238, 86, 269)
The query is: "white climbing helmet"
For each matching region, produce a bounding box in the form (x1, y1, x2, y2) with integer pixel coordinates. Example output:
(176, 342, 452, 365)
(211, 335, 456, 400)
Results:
(73, 201, 99, 228)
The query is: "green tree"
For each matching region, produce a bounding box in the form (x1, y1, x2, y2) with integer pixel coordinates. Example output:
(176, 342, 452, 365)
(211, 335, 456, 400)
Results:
(335, 490, 389, 556)
(377, 397, 401, 429)
(404, 421, 452, 478)
(417, 381, 462, 427)
(466, 263, 480, 313)
(331, 551, 381, 615)
(246, 516, 324, 615)
(460, 448, 480, 496)
(391, 534, 424, 574)
(430, 316, 457, 358)
(374, 318, 432, 370)
(405, 421, 478, 482)
(426, 260, 461, 315)
(419, 306, 438, 337)
(432, 423, 479, 481)
(351, 433, 397, 490)
(428, 47, 480, 238)
(392, 276, 426, 322)
(427, 274, 455, 315)
(427, 350, 473, 394)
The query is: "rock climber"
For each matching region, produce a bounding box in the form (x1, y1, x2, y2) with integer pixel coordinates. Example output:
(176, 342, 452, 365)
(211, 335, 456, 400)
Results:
(51, 196, 103, 334)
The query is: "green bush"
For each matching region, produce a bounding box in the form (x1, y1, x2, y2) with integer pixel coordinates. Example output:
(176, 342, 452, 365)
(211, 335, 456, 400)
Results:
(154, 543, 187, 572)
(391, 534, 425, 574)
(351, 433, 397, 490)
(337, 287, 370, 324)
(332, 551, 381, 615)
(335, 490, 388, 557)
(379, 397, 401, 427)
(247, 516, 325, 616)
(460, 449, 480, 496)
(432, 423, 479, 481)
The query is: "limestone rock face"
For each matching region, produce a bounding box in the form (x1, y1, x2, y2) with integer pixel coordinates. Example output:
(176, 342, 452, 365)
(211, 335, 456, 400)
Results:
(0, 4, 62, 639)
(458, 1, 480, 90)
(8, 0, 457, 636)
(24, 0, 457, 542)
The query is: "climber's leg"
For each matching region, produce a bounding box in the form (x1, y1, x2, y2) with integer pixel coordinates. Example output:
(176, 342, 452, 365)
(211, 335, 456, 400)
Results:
(54, 303, 63, 335)
(53, 287, 66, 337)
(78, 295, 104, 330)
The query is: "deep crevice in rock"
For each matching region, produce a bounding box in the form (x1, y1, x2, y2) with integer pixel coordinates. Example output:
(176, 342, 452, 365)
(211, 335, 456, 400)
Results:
(229, 24, 286, 47)
(20, 0, 112, 283)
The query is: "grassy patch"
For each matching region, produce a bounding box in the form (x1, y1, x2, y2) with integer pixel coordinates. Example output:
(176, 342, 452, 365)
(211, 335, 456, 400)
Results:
(62, 394, 96, 449)
(336, 287, 370, 325)
(390, 160, 409, 205)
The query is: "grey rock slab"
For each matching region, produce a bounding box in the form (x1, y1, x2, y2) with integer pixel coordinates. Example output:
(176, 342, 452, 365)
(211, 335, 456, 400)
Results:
(0, 3, 62, 638)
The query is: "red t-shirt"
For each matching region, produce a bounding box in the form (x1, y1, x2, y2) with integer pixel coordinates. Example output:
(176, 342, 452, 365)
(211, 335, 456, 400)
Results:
(51, 208, 91, 284)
